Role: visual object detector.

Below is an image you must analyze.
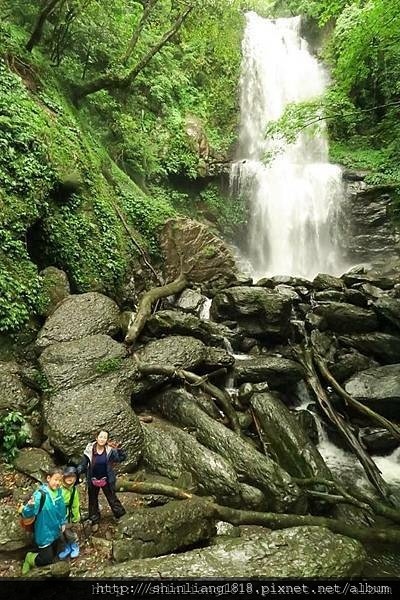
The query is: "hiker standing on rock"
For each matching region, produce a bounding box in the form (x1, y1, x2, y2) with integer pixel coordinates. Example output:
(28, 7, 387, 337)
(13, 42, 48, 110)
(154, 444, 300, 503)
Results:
(77, 430, 126, 532)
(21, 467, 66, 575)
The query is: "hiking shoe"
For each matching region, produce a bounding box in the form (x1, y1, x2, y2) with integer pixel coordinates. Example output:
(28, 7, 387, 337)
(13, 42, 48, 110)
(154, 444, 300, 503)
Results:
(70, 542, 80, 559)
(22, 551, 37, 575)
(58, 544, 72, 560)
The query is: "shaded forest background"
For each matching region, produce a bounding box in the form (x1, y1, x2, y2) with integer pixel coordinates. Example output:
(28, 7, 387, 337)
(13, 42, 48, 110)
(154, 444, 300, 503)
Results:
(0, 0, 399, 336)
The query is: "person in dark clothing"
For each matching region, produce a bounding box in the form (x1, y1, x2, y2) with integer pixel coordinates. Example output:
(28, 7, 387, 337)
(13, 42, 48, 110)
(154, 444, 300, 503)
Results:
(77, 430, 126, 531)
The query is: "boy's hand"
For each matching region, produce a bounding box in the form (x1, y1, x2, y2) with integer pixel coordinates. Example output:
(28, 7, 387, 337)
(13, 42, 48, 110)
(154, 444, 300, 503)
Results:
(27, 497, 35, 506)
(61, 524, 66, 533)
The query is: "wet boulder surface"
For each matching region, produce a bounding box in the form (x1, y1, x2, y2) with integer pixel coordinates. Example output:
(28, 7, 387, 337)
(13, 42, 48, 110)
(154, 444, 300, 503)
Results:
(94, 526, 365, 578)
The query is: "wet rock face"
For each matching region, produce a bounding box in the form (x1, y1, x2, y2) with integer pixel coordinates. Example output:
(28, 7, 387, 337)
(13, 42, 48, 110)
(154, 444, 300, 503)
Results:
(210, 286, 292, 340)
(113, 498, 217, 562)
(145, 310, 242, 350)
(142, 421, 242, 505)
(39, 334, 143, 466)
(149, 388, 306, 514)
(36, 293, 121, 350)
(344, 364, 400, 419)
(312, 302, 378, 333)
(341, 178, 400, 262)
(339, 333, 400, 364)
(234, 356, 304, 388)
(95, 526, 366, 578)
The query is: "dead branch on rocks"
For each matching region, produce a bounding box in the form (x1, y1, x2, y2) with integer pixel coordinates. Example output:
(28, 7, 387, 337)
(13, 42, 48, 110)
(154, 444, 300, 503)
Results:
(113, 479, 400, 546)
(293, 345, 392, 502)
(124, 273, 188, 346)
(116, 478, 193, 499)
(134, 359, 240, 433)
(315, 354, 400, 441)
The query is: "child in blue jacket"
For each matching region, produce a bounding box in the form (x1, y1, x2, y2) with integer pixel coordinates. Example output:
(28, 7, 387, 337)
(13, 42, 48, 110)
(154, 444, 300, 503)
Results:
(21, 467, 66, 575)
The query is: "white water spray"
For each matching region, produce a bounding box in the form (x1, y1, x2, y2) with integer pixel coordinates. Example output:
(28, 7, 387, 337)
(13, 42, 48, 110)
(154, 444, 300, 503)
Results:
(231, 12, 346, 280)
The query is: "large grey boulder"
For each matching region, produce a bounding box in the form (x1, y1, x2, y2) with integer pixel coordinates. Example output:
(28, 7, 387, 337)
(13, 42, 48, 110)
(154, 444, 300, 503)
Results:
(313, 273, 345, 291)
(211, 286, 292, 340)
(39, 334, 128, 393)
(0, 506, 30, 552)
(136, 335, 233, 373)
(36, 293, 120, 350)
(150, 388, 306, 513)
(43, 375, 143, 467)
(0, 361, 33, 416)
(345, 364, 400, 419)
(94, 526, 365, 578)
(142, 420, 242, 504)
(136, 335, 206, 371)
(373, 296, 400, 331)
(145, 310, 242, 350)
(13, 448, 55, 481)
(312, 302, 378, 333)
(235, 356, 304, 388)
(175, 289, 207, 315)
(113, 498, 216, 562)
(330, 351, 378, 383)
(339, 333, 400, 364)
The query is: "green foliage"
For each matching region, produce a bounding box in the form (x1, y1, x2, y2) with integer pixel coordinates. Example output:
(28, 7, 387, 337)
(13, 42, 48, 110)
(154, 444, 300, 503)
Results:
(95, 357, 123, 375)
(0, 411, 28, 462)
(199, 184, 248, 238)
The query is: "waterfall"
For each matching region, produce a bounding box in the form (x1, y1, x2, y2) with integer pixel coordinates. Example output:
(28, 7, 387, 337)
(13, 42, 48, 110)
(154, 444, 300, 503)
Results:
(231, 12, 346, 280)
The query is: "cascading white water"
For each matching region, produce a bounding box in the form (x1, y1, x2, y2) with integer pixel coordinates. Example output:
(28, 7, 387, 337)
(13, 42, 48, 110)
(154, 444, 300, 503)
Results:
(231, 12, 346, 280)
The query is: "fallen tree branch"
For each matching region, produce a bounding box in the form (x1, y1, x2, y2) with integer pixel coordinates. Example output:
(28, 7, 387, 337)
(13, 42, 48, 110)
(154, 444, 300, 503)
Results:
(135, 359, 240, 433)
(293, 346, 391, 502)
(294, 477, 400, 524)
(116, 479, 193, 499)
(111, 479, 400, 546)
(125, 274, 188, 346)
(211, 502, 400, 545)
(315, 355, 400, 441)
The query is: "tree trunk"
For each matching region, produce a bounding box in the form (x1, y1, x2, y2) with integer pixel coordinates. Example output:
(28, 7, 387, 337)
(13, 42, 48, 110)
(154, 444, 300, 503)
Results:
(121, 0, 160, 66)
(72, 6, 193, 103)
(124, 274, 188, 346)
(135, 360, 241, 433)
(26, 0, 62, 52)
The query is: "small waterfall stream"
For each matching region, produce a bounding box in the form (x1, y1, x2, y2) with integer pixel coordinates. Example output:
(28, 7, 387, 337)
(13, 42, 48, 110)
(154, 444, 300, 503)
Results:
(231, 12, 346, 280)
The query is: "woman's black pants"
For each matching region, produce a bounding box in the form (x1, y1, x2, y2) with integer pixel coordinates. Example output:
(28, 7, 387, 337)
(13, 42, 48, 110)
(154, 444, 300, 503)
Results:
(88, 482, 125, 524)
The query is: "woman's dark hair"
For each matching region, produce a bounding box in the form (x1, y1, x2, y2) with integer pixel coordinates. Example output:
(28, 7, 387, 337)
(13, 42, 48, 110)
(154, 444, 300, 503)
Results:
(96, 429, 110, 439)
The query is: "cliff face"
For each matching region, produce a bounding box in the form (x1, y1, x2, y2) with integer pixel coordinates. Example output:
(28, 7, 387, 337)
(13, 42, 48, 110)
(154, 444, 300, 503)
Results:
(340, 171, 400, 263)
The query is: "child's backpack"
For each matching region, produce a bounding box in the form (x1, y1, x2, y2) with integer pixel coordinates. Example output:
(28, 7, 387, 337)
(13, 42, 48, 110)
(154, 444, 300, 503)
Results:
(18, 489, 46, 532)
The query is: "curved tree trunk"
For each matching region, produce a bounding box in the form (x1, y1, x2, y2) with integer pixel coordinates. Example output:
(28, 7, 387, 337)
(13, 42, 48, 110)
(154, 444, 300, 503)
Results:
(124, 274, 188, 346)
